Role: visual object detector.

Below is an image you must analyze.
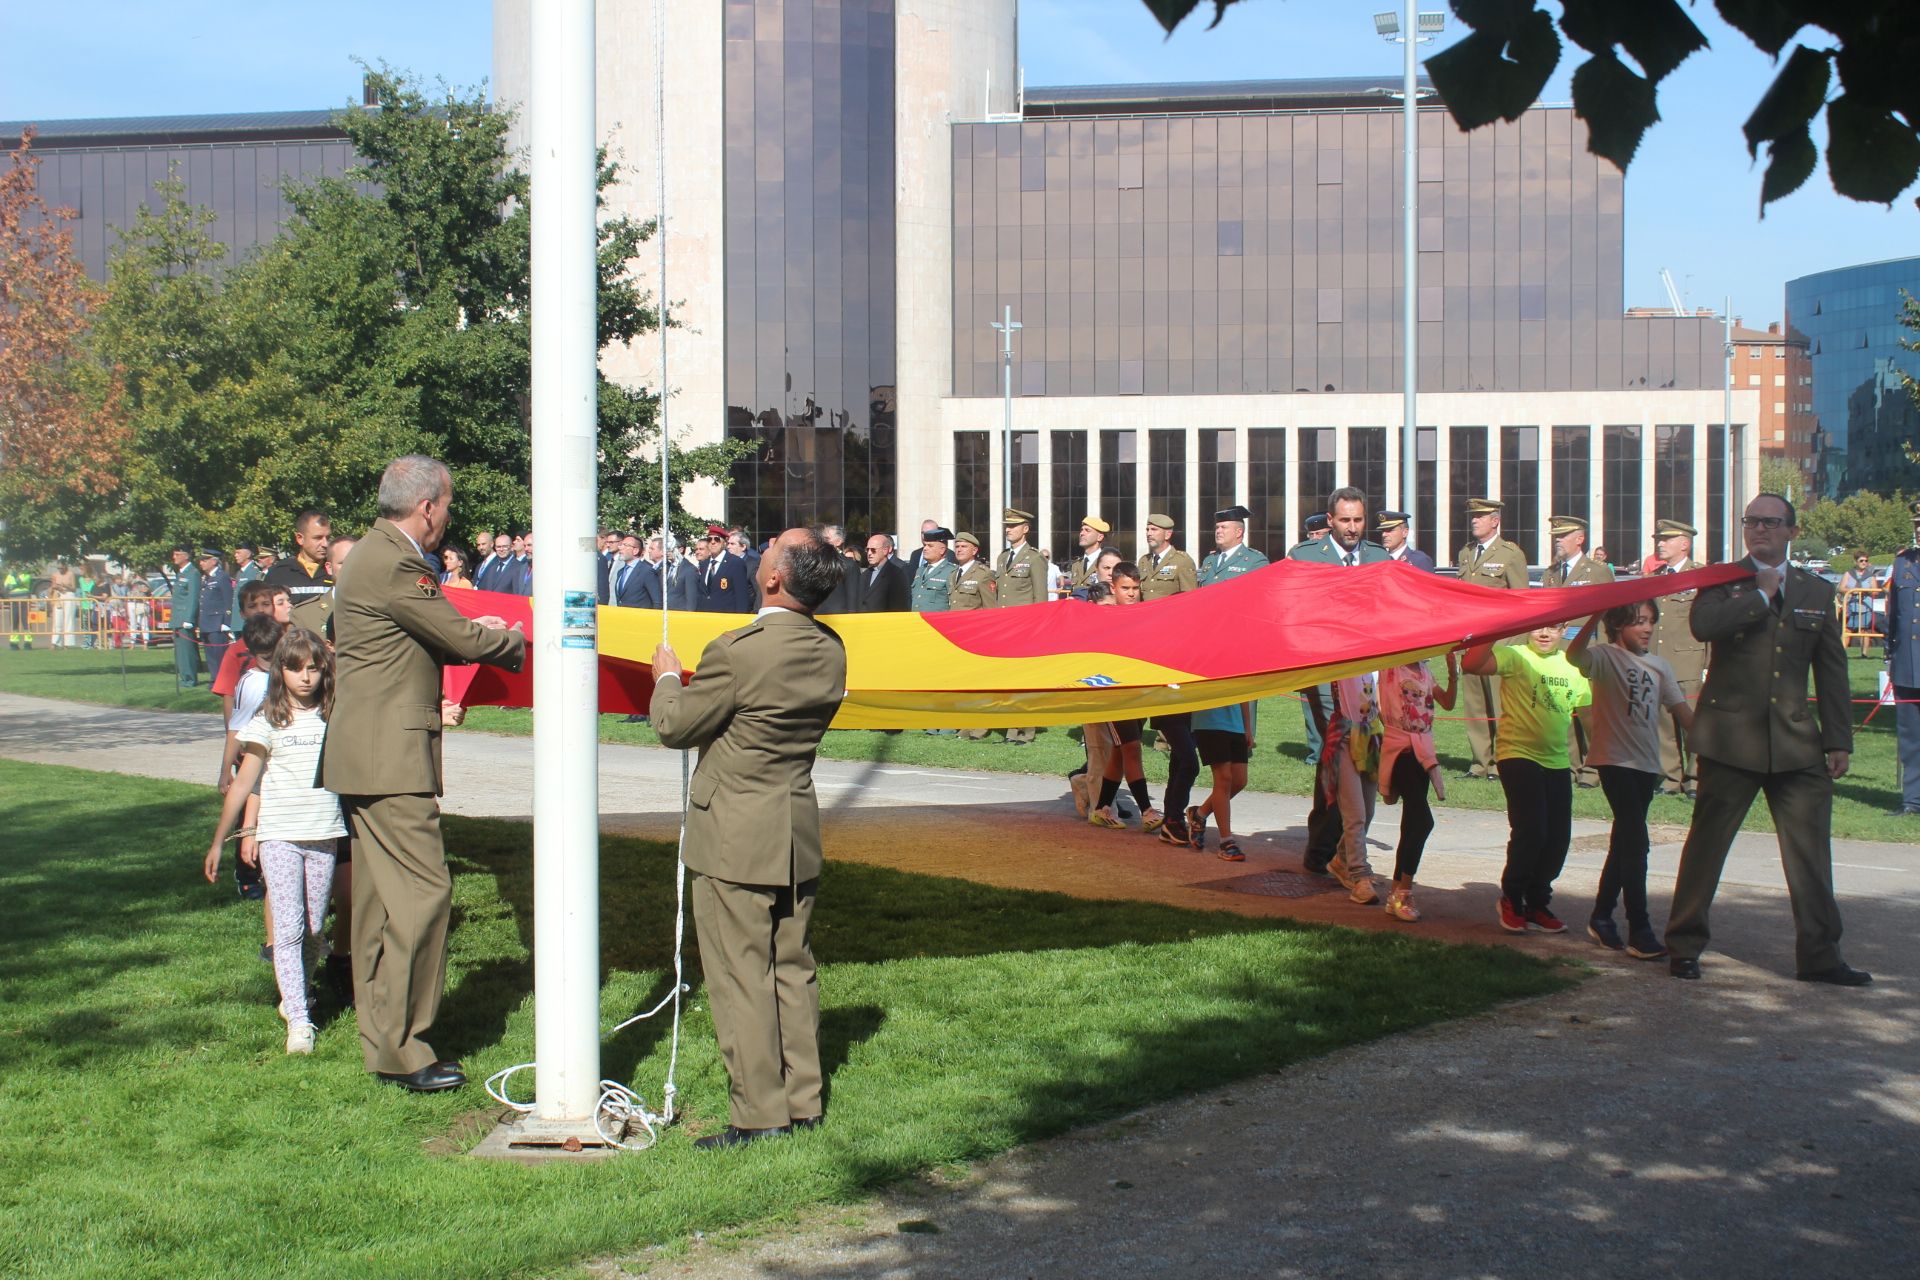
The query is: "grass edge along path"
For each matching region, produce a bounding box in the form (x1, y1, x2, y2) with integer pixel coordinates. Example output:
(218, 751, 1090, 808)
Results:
(0, 758, 1570, 1280)
(2, 645, 1912, 842)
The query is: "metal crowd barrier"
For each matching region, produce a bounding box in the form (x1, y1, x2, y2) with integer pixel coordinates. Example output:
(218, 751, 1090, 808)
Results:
(1837, 586, 1883, 656)
(2, 597, 176, 650)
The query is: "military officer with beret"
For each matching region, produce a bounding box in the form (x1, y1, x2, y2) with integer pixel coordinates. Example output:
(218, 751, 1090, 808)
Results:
(909, 527, 958, 612)
(1066, 516, 1112, 598)
(1140, 514, 1198, 600)
(1885, 499, 1920, 816)
(1199, 505, 1270, 586)
(1456, 497, 1530, 778)
(1649, 517, 1709, 797)
(1376, 510, 1434, 571)
(995, 509, 1049, 744)
(321, 455, 526, 1092)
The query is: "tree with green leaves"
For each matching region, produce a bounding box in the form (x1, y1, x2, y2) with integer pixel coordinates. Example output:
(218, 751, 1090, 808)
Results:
(1145, 2, 1920, 212)
(1799, 487, 1918, 556)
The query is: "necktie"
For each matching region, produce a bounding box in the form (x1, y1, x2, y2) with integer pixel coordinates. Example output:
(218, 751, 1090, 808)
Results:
(616, 564, 630, 596)
(1772, 588, 1786, 618)
(1344, 550, 1356, 568)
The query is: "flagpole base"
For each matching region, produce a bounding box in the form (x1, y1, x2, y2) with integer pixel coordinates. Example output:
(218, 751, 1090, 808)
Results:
(471, 1113, 627, 1162)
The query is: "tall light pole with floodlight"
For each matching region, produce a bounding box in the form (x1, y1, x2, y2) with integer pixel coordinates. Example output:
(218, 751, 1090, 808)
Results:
(1375, 3, 1444, 551)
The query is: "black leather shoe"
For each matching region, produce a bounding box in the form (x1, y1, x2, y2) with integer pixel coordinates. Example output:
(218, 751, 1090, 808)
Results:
(1669, 957, 1701, 980)
(376, 1061, 467, 1092)
(1887, 807, 1920, 817)
(1797, 964, 1873, 987)
(693, 1124, 790, 1150)
(791, 1115, 823, 1131)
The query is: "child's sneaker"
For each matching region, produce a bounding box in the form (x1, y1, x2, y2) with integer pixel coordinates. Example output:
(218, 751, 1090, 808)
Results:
(1087, 806, 1126, 829)
(286, 1022, 316, 1055)
(1587, 916, 1625, 951)
(1496, 897, 1528, 934)
(1140, 808, 1165, 834)
(1384, 888, 1421, 922)
(1347, 876, 1380, 905)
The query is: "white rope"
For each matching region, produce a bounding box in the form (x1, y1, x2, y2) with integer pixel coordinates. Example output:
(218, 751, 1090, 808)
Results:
(482, 0, 691, 1152)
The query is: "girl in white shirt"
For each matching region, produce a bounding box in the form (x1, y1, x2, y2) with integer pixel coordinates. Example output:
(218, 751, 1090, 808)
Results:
(204, 627, 345, 1054)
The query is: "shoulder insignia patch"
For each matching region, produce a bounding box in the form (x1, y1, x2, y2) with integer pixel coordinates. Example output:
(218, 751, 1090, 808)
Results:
(415, 574, 439, 597)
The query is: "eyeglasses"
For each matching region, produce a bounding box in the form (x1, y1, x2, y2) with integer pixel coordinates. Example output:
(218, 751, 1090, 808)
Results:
(1740, 516, 1788, 530)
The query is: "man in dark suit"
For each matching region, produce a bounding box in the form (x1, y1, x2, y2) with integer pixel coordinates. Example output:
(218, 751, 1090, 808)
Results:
(321, 455, 526, 1091)
(609, 534, 652, 608)
(856, 533, 910, 612)
(700, 525, 755, 613)
(666, 539, 704, 613)
(817, 525, 861, 615)
(475, 534, 515, 591)
(1376, 511, 1434, 570)
(1665, 493, 1867, 986)
(595, 529, 619, 605)
(195, 548, 236, 677)
(651, 528, 848, 1149)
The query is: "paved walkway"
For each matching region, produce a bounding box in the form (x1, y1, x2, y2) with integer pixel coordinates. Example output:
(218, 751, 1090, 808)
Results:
(3, 692, 1916, 1278)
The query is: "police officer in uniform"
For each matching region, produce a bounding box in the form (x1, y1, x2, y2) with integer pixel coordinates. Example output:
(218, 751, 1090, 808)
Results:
(1648, 517, 1708, 797)
(320, 456, 525, 1092)
(1066, 516, 1111, 598)
(1139, 513, 1198, 600)
(995, 508, 1050, 744)
(1456, 497, 1530, 778)
(195, 547, 236, 677)
(909, 528, 958, 612)
(169, 545, 202, 689)
(1543, 515, 1613, 786)
(1884, 499, 1920, 816)
(1199, 505, 1270, 586)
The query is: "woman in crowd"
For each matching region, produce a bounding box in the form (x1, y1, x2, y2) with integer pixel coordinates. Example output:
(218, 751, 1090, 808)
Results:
(441, 545, 473, 589)
(1839, 550, 1880, 655)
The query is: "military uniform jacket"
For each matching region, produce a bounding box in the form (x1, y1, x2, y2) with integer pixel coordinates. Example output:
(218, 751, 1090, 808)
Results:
(1288, 537, 1388, 566)
(170, 566, 201, 632)
(265, 558, 335, 635)
(231, 561, 263, 629)
(1139, 547, 1198, 600)
(1392, 547, 1437, 572)
(1198, 543, 1271, 586)
(995, 544, 1050, 607)
(948, 560, 996, 609)
(910, 556, 958, 611)
(1066, 550, 1105, 597)
(1542, 554, 1615, 588)
(652, 609, 848, 886)
(320, 519, 526, 797)
(1649, 558, 1708, 683)
(1456, 537, 1529, 589)
(1887, 546, 1920, 687)
(1688, 559, 1851, 774)
(197, 567, 235, 637)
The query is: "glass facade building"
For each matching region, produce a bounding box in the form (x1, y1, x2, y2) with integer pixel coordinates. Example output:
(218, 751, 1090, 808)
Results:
(1785, 256, 1920, 494)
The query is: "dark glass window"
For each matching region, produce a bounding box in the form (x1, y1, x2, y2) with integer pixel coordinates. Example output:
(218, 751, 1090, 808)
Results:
(1199, 429, 1238, 541)
(1101, 430, 1139, 559)
(1653, 424, 1693, 535)
(1500, 426, 1540, 563)
(1298, 427, 1336, 528)
(1550, 426, 1592, 533)
(953, 431, 991, 544)
(1602, 425, 1643, 566)
(1249, 428, 1286, 559)
(1050, 431, 1088, 559)
(1148, 429, 1187, 535)
(1014, 430, 1041, 534)
(1415, 426, 1438, 562)
(724, 0, 896, 540)
(1449, 426, 1488, 558)
(1707, 424, 1727, 563)
(1348, 427, 1387, 517)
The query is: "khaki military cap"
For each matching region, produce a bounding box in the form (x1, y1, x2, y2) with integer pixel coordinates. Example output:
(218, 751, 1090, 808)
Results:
(1465, 497, 1504, 515)
(1145, 512, 1177, 530)
(1548, 514, 1587, 535)
(1002, 508, 1035, 526)
(1081, 515, 1111, 534)
(954, 531, 981, 549)
(1653, 517, 1697, 538)
(1375, 510, 1410, 531)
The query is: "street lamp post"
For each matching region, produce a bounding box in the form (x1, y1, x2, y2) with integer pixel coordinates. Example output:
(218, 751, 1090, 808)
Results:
(991, 306, 1023, 525)
(1376, 3, 1444, 547)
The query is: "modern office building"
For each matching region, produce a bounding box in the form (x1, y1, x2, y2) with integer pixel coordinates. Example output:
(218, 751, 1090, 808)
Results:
(9, 0, 1762, 567)
(1785, 256, 1920, 497)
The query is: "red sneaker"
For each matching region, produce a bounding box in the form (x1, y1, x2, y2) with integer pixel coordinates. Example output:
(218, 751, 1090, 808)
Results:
(1525, 907, 1567, 934)
(1496, 897, 1528, 934)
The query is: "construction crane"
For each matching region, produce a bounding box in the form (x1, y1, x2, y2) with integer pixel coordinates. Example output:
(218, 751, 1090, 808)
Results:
(1660, 268, 1688, 317)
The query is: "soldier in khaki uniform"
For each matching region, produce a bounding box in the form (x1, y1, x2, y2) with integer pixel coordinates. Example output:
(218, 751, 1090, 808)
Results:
(995, 508, 1049, 744)
(1543, 515, 1614, 785)
(1455, 497, 1531, 778)
(950, 532, 999, 741)
(1139, 513, 1198, 601)
(1648, 517, 1708, 796)
(1065, 515, 1111, 598)
(320, 456, 524, 1092)
(1666, 495, 1866, 985)
(651, 529, 850, 1146)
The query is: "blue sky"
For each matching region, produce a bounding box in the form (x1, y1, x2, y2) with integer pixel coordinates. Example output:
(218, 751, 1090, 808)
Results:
(3, 0, 1911, 325)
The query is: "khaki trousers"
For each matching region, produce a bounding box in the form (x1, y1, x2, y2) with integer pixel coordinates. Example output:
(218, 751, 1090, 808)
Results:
(341, 793, 452, 1075)
(1461, 673, 1501, 776)
(1657, 676, 1702, 792)
(691, 874, 822, 1131)
(1666, 756, 1844, 974)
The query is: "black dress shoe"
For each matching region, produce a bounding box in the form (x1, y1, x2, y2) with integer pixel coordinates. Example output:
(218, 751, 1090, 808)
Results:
(1669, 957, 1701, 980)
(1797, 964, 1873, 987)
(791, 1115, 823, 1131)
(376, 1061, 467, 1092)
(621, 714, 648, 724)
(693, 1124, 790, 1150)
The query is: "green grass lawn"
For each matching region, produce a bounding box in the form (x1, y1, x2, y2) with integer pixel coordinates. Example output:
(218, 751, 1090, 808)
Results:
(3, 643, 1911, 841)
(0, 758, 1568, 1280)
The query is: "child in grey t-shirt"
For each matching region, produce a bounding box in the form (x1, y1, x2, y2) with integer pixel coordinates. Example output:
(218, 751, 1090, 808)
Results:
(1568, 602, 1694, 959)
